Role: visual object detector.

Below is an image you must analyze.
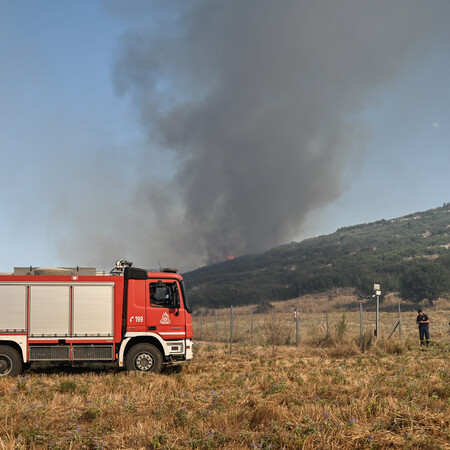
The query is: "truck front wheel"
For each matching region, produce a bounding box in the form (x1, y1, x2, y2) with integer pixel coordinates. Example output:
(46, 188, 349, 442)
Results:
(126, 343, 162, 373)
(0, 346, 23, 377)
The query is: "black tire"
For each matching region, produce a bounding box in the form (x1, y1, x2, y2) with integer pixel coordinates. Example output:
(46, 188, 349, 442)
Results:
(0, 345, 23, 377)
(125, 343, 163, 373)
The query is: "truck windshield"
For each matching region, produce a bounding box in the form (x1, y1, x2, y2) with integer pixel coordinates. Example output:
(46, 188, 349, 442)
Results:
(180, 281, 192, 314)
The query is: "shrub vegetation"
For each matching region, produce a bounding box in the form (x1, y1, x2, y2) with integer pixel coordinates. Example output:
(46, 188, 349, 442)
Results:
(184, 204, 450, 308)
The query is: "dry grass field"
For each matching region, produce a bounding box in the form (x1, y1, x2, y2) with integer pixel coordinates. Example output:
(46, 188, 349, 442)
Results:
(0, 297, 449, 449)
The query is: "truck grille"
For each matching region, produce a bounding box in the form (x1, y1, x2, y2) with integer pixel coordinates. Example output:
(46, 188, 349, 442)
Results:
(72, 346, 113, 360)
(29, 346, 70, 361)
(29, 345, 114, 361)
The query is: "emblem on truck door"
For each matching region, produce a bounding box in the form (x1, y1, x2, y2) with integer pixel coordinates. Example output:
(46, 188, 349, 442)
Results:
(160, 312, 171, 324)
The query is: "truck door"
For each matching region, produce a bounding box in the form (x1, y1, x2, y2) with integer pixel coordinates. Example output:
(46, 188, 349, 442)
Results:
(147, 280, 186, 340)
(127, 279, 147, 333)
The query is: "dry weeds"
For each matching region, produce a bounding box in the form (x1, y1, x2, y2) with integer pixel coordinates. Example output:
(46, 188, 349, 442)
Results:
(0, 301, 448, 449)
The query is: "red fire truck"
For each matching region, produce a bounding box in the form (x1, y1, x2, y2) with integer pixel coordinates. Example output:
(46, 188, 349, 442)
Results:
(0, 260, 193, 376)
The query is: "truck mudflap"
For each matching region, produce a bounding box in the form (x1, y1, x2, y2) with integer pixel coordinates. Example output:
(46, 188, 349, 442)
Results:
(185, 339, 194, 360)
(119, 333, 193, 367)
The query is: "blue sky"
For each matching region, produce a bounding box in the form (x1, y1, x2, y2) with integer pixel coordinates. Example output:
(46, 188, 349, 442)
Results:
(305, 46, 450, 237)
(1, 1, 449, 273)
(0, 1, 140, 271)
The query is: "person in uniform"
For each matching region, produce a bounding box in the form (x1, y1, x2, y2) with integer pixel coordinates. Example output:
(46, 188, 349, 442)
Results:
(416, 309, 430, 347)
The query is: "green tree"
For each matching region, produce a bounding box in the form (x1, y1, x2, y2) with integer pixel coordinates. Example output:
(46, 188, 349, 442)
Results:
(399, 261, 450, 304)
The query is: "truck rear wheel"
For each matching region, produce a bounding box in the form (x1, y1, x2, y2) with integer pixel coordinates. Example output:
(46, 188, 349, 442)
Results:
(126, 343, 162, 373)
(0, 346, 23, 377)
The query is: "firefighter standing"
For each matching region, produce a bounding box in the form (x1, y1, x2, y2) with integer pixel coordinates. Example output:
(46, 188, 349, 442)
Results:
(416, 309, 430, 347)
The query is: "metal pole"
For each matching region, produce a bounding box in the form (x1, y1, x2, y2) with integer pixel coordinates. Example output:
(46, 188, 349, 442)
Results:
(230, 305, 233, 355)
(326, 308, 329, 337)
(360, 303, 364, 351)
(375, 295, 379, 340)
(388, 319, 400, 339)
(398, 302, 402, 342)
(296, 306, 299, 347)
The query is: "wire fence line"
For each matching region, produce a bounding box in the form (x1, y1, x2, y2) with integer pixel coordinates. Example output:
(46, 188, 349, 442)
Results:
(192, 303, 450, 354)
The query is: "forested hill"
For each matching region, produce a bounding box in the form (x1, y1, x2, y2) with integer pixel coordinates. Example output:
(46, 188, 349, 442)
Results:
(183, 204, 450, 309)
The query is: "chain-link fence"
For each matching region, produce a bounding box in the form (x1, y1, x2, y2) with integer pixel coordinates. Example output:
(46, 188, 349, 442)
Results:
(192, 303, 450, 353)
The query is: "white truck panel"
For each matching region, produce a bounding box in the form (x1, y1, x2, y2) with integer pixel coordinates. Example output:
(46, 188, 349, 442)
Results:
(73, 285, 113, 336)
(0, 285, 27, 331)
(29, 285, 70, 336)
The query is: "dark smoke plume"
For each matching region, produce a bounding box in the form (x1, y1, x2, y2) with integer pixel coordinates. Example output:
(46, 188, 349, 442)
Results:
(58, 0, 450, 271)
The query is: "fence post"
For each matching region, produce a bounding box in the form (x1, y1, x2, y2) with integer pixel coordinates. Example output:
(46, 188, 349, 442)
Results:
(215, 311, 218, 341)
(296, 306, 299, 347)
(230, 305, 234, 355)
(251, 310, 254, 345)
(200, 311, 203, 340)
(398, 302, 402, 342)
(271, 306, 275, 349)
(326, 308, 329, 337)
(360, 303, 364, 351)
